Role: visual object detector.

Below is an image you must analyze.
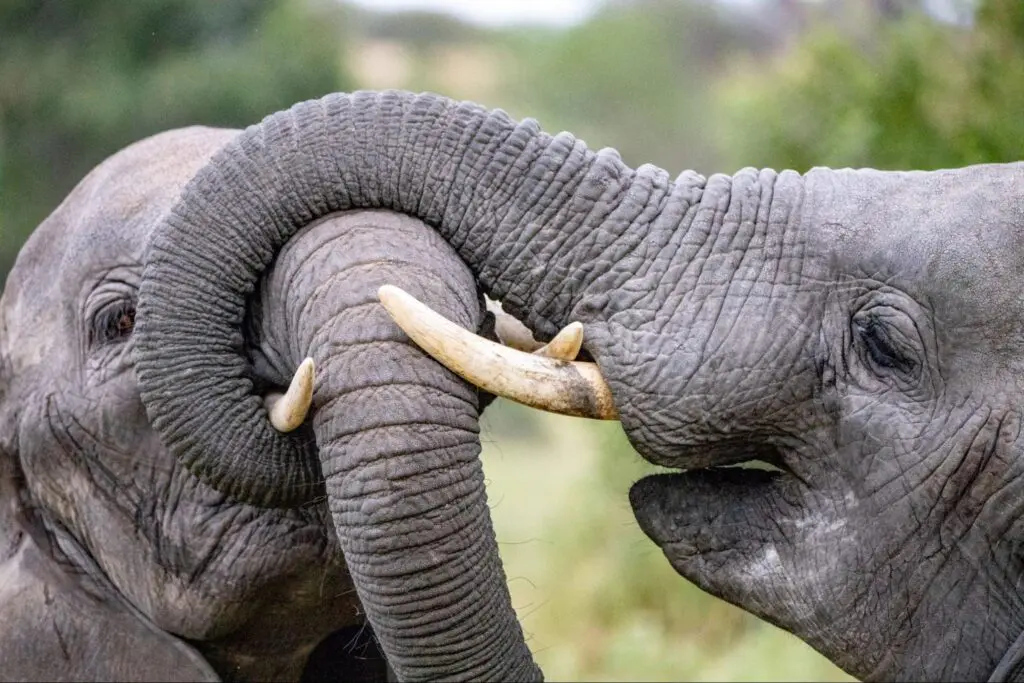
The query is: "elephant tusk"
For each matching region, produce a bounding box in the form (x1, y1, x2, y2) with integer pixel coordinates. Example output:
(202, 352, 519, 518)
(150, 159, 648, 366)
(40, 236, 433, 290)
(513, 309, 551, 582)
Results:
(487, 298, 543, 353)
(378, 285, 618, 420)
(486, 298, 582, 360)
(533, 322, 583, 361)
(265, 357, 315, 432)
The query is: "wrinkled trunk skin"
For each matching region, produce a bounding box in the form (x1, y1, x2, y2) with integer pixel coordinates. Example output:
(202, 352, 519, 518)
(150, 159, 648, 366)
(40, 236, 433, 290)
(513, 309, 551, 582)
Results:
(136, 91, 695, 506)
(249, 210, 538, 680)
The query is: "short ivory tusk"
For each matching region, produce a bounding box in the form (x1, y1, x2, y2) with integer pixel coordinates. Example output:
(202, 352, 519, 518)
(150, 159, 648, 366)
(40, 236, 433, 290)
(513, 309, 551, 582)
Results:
(534, 322, 583, 361)
(265, 357, 315, 432)
(487, 298, 582, 360)
(377, 285, 618, 420)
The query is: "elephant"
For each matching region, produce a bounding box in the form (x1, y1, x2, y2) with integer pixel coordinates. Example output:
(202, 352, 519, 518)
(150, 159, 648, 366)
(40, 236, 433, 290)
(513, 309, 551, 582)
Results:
(2, 88, 1023, 682)
(0, 124, 540, 681)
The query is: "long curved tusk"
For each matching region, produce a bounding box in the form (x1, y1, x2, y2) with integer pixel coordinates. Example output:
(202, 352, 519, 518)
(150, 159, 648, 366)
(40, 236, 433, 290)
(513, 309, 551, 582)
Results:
(265, 357, 315, 432)
(378, 285, 618, 420)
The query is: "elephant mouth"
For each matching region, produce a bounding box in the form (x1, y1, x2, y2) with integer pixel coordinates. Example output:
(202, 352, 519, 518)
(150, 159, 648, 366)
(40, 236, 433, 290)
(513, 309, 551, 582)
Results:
(626, 444, 805, 572)
(627, 438, 810, 554)
(641, 439, 800, 496)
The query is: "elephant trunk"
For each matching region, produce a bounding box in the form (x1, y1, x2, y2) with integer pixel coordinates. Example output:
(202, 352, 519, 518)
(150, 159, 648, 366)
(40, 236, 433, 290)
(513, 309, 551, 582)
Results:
(136, 90, 672, 506)
(247, 211, 537, 680)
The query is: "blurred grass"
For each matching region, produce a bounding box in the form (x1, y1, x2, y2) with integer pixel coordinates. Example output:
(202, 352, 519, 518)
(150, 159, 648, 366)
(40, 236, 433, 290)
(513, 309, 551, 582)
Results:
(480, 400, 855, 682)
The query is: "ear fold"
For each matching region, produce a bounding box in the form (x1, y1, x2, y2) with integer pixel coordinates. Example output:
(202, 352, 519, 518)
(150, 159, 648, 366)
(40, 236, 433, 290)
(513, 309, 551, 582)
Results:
(0, 453, 219, 682)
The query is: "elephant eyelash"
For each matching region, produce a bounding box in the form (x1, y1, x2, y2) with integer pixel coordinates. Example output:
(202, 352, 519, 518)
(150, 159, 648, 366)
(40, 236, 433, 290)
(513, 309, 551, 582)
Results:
(91, 302, 136, 345)
(852, 310, 920, 378)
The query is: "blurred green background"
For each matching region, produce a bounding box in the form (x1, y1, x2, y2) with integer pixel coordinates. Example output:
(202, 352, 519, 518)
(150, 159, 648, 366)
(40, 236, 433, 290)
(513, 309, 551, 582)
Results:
(2, 0, 1020, 679)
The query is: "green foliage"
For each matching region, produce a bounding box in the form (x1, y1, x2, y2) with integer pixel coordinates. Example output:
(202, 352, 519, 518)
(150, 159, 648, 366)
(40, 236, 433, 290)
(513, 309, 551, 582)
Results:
(0, 0, 352, 280)
(499, 0, 763, 174)
(715, 0, 1024, 172)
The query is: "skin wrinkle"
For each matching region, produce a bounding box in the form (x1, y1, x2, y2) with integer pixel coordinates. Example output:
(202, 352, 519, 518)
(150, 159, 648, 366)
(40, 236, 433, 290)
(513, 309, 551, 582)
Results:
(424, 107, 480, 254)
(457, 115, 532, 271)
(546, 159, 659, 318)
(406, 98, 454, 224)
(53, 389, 332, 606)
(270, 218, 480, 364)
(488, 152, 585, 320)
(485, 141, 599, 327)
(870, 405, 982, 505)
(930, 413, 1001, 524)
(443, 105, 504, 251)
(507, 149, 624, 330)
(42, 383, 338, 637)
(355, 516, 487, 590)
(484, 137, 574, 277)
(49, 400, 143, 512)
(676, 177, 735, 371)
(302, 263, 476, 348)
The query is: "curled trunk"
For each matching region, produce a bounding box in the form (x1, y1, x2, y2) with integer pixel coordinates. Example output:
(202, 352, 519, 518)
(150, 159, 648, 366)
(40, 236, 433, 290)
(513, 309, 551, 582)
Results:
(135, 90, 680, 505)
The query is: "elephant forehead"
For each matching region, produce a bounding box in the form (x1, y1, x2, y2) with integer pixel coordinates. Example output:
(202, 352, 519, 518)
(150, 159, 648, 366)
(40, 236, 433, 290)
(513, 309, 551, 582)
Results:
(1, 126, 238, 369)
(805, 163, 1024, 326)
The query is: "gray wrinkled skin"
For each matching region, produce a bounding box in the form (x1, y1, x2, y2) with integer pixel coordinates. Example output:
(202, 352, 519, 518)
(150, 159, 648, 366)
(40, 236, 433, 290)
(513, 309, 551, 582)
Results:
(131, 91, 1024, 682)
(0, 127, 489, 681)
(627, 164, 1024, 682)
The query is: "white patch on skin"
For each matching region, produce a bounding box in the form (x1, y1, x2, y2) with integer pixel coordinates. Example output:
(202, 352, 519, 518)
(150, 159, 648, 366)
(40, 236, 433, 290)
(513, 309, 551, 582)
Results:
(747, 543, 784, 582)
(794, 514, 847, 537)
(743, 511, 853, 624)
(748, 514, 851, 584)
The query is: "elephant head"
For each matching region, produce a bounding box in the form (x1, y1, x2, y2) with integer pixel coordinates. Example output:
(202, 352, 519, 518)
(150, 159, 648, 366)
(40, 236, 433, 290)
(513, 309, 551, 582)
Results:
(133, 90, 1024, 682)
(0, 124, 538, 680)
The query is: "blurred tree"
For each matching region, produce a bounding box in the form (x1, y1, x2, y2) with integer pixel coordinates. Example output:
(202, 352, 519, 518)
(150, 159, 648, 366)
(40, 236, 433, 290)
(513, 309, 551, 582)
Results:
(499, 0, 773, 175)
(715, 0, 1024, 172)
(356, 8, 485, 50)
(0, 0, 352, 280)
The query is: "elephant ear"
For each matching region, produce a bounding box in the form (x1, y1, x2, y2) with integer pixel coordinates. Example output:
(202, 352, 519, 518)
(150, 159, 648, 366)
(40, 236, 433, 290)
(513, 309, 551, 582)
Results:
(0, 454, 219, 682)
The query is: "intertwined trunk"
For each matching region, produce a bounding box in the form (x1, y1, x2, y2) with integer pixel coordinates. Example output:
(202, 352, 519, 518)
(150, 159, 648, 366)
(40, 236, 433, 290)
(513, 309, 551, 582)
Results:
(134, 90, 725, 679)
(136, 91, 679, 505)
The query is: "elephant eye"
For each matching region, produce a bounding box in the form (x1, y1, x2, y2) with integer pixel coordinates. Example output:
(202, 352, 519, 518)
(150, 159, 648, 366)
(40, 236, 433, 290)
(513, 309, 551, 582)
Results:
(852, 306, 921, 380)
(93, 302, 136, 344)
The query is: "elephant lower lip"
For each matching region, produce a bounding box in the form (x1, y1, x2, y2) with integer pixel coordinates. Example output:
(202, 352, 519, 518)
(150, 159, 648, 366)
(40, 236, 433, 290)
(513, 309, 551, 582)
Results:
(629, 465, 796, 559)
